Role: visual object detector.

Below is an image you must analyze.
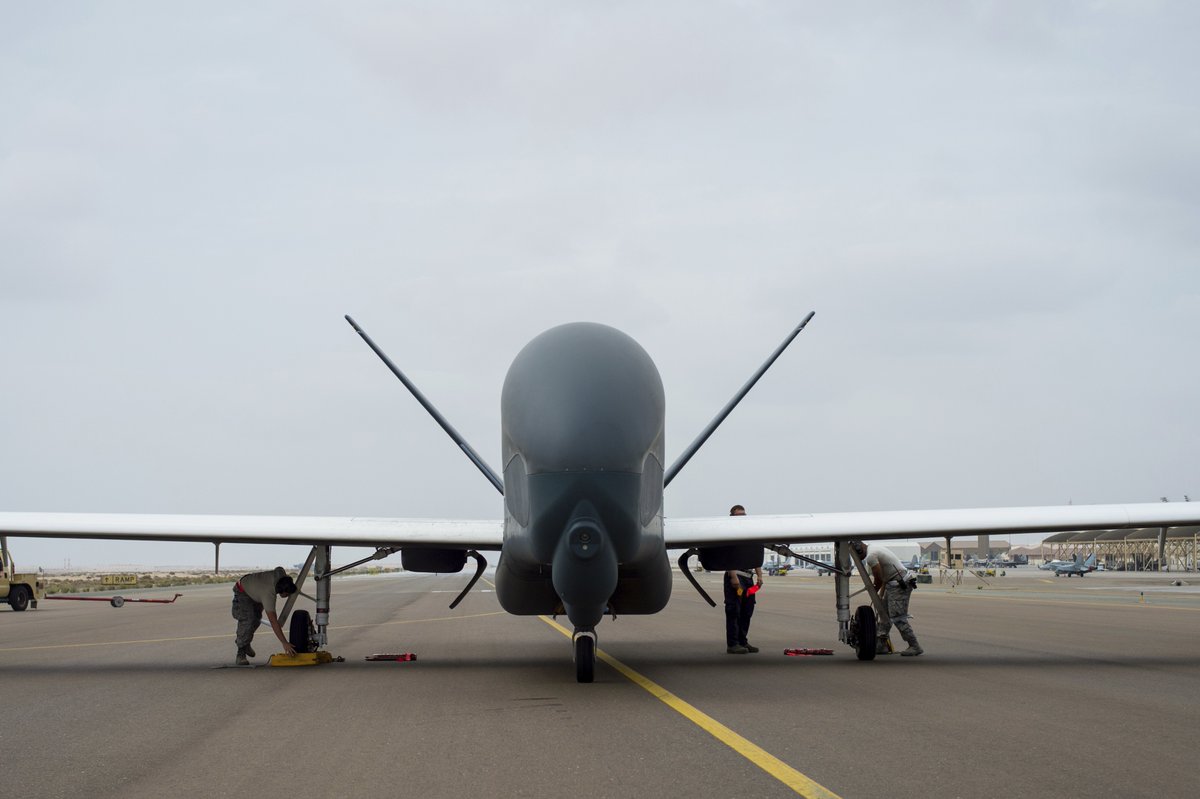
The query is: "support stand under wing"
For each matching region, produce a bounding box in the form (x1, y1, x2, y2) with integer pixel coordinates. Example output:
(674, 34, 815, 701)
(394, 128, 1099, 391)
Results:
(847, 545, 890, 627)
(768, 543, 839, 573)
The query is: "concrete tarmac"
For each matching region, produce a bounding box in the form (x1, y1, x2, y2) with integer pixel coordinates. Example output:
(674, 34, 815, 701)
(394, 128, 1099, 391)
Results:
(2, 567, 1198, 798)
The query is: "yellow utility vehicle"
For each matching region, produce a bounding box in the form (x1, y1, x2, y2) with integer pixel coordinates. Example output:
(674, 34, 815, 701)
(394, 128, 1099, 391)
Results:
(1, 536, 45, 611)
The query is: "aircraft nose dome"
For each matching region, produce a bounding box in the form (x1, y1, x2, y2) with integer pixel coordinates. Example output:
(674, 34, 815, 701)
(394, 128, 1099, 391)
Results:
(502, 322, 664, 474)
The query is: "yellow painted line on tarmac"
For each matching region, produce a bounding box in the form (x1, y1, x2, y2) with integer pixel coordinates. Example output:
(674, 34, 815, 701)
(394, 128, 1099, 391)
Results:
(0, 611, 506, 653)
(538, 615, 841, 799)
(0, 632, 233, 652)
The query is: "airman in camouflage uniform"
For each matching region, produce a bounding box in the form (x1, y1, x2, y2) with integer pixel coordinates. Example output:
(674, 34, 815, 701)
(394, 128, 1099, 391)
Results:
(853, 542, 923, 656)
(231, 567, 299, 665)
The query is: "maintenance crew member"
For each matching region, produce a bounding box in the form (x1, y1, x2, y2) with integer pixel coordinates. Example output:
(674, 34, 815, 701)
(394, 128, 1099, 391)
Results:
(724, 504, 763, 654)
(853, 542, 923, 656)
(232, 566, 299, 665)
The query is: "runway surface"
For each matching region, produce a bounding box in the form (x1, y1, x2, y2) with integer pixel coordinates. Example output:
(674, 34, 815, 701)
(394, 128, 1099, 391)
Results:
(3, 567, 1198, 798)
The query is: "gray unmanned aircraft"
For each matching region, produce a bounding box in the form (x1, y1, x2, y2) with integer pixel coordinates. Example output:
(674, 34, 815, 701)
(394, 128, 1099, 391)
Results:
(4, 315, 1200, 682)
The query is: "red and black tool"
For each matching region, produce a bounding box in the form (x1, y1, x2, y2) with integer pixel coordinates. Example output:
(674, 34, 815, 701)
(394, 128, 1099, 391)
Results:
(784, 648, 834, 657)
(365, 653, 417, 662)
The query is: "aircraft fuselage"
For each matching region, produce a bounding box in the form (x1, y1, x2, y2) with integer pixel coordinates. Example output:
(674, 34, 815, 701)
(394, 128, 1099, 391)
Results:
(493, 322, 671, 630)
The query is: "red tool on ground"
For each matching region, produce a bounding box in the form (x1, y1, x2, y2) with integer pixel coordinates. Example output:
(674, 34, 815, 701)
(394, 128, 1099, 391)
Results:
(784, 648, 834, 656)
(364, 653, 417, 662)
(45, 593, 182, 608)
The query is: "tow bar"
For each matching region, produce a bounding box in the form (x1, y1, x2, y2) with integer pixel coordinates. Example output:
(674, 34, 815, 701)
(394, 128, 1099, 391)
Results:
(45, 593, 183, 608)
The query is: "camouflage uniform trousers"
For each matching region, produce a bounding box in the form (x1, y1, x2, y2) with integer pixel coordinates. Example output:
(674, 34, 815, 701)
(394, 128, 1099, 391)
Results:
(878, 582, 919, 648)
(231, 589, 264, 655)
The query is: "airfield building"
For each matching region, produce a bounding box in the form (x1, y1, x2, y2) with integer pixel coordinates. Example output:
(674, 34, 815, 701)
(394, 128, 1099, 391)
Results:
(1041, 527, 1200, 572)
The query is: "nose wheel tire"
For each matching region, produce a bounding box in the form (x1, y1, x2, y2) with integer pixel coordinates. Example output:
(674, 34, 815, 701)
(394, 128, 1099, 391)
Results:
(574, 633, 595, 683)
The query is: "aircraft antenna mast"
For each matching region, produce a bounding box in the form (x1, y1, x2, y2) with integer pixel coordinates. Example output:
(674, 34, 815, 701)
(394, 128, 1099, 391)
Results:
(345, 315, 504, 495)
(664, 311, 814, 488)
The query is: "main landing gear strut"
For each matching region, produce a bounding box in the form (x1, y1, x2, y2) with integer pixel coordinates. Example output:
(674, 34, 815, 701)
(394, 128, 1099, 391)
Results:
(266, 545, 335, 665)
(830, 539, 892, 661)
(268, 544, 487, 667)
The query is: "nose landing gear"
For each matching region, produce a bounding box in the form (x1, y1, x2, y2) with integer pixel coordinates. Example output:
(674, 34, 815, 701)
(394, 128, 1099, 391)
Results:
(573, 629, 596, 683)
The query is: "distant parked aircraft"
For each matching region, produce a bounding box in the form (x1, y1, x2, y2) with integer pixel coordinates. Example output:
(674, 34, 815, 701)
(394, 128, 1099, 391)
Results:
(1053, 553, 1098, 577)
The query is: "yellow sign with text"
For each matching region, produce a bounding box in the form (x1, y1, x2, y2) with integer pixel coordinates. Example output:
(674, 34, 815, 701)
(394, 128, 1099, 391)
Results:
(101, 574, 138, 586)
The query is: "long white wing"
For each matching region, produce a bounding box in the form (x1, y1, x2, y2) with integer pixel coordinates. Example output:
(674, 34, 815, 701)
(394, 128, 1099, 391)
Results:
(664, 502, 1200, 548)
(7, 502, 1196, 552)
(0, 512, 504, 550)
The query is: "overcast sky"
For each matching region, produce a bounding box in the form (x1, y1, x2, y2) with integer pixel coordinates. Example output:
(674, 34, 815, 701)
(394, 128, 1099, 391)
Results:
(2, 2, 1197, 569)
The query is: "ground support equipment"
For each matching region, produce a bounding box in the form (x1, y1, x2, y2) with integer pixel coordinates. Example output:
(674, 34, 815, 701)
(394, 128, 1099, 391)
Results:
(45, 593, 182, 608)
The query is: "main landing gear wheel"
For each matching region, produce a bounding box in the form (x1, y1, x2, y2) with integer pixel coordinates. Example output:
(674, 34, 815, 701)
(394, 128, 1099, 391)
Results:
(289, 609, 314, 653)
(852, 605, 877, 661)
(574, 632, 595, 683)
(8, 585, 30, 612)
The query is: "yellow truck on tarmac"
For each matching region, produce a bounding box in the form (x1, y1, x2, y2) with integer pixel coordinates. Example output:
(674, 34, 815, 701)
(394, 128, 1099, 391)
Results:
(1, 536, 45, 611)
